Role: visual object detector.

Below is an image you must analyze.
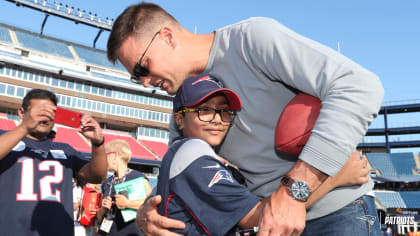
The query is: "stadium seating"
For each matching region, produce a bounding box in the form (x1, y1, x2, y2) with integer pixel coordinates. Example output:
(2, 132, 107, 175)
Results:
(71, 44, 125, 70)
(54, 126, 91, 153)
(367, 153, 399, 176)
(374, 191, 407, 208)
(390, 153, 417, 176)
(14, 29, 74, 59)
(139, 139, 168, 158)
(400, 192, 420, 208)
(0, 117, 16, 130)
(0, 24, 12, 45)
(103, 133, 156, 160)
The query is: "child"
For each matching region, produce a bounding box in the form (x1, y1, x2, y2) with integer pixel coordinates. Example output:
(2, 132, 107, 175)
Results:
(156, 74, 369, 235)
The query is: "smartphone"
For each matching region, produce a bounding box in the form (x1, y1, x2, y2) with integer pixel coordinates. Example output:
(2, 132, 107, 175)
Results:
(53, 107, 82, 128)
(118, 190, 129, 198)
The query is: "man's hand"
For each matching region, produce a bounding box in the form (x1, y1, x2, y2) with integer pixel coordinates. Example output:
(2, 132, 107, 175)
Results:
(20, 103, 55, 133)
(77, 114, 103, 144)
(114, 194, 129, 210)
(136, 195, 185, 236)
(258, 187, 306, 236)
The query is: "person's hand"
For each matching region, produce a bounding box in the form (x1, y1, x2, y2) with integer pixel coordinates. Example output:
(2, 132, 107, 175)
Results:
(114, 194, 129, 209)
(258, 187, 306, 236)
(332, 152, 369, 187)
(101, 196, 113, 210)
(20, 103, 55, 133)
(136, 195, 185, 236)
(77, 114, 103, 144)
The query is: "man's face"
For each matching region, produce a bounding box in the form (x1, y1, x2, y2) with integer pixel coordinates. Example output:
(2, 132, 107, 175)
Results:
(118, 34, 186, 95)
(21, 99, 55, 138)
(176, 95, 232, 147)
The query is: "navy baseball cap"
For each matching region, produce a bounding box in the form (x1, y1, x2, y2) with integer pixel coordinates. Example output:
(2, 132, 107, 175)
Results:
(173, 74, 242, 112)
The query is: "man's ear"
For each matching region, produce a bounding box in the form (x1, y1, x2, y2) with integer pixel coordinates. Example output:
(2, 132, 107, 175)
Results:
(174, 113, 184, 131)
(18, 106, 25, 120)
(159, 26, 176, 49)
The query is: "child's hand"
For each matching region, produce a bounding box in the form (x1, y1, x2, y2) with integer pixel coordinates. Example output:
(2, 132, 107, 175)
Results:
(332, 152, 370, 187)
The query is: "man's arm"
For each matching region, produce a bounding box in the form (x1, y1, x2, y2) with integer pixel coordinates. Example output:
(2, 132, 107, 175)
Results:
(257, 160, 325, 236)
(76, 114, 107, 184)
(245, 19, 384, 235)
(239, 152, 369, 229)
(0, 104, 55, 160)
(0, 126, 29, 160)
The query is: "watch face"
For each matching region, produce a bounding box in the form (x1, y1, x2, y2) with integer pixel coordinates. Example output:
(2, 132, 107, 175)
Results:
(290, 181, 311, 201)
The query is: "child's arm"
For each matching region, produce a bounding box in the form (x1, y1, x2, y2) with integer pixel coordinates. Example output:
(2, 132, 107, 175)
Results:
(237, 151, 369, 228)
(305, 152, 369, 207)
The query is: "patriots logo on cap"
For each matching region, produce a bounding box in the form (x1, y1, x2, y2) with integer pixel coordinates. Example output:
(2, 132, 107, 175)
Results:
(208, 170, 234, 188)
(191, 75, 224, 88)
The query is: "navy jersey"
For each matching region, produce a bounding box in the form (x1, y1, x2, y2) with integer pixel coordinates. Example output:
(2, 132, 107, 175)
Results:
(0, 130, 88, 236)
(98, 170, 146, 236)
(156, 138, 260, 236)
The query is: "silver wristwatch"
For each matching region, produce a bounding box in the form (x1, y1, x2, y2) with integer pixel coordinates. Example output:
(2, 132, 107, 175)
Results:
(281, 175, 312, 202)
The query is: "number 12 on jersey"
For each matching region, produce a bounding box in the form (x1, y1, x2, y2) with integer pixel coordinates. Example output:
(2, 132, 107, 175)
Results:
(16, 157, 64, 202)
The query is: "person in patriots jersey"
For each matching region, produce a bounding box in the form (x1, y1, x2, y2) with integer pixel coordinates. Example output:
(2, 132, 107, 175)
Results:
(0, 89, 107, 236)
(154, 74, 371, 235)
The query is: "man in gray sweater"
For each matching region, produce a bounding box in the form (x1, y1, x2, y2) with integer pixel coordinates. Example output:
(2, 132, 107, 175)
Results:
(107, 2, 384, 236)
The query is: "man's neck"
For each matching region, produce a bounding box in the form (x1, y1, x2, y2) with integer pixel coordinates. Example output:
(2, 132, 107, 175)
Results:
(26, 133, 47, 141)
(186, 32, 215, 76)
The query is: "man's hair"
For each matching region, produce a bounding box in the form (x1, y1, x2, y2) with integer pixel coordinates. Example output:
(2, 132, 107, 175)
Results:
(107, 2, 179, 64)
(105, 139, 132, 163)
(22, 89, 57, 111)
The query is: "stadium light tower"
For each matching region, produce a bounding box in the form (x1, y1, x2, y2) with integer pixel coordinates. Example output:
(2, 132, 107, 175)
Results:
(4, 0, 113, 48)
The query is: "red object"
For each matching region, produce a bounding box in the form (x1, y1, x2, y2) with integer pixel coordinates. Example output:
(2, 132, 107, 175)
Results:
(53, 107, 82, 128)
(79, 186, 102, 226)
(275, 93, 321, 156)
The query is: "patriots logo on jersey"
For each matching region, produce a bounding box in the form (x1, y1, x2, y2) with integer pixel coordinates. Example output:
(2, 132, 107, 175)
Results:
(208, 170, 233, 188)
(31, 148, 48, 158)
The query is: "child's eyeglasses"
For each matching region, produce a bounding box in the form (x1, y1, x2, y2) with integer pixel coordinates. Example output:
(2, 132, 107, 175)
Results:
(177, 107, 236, 123)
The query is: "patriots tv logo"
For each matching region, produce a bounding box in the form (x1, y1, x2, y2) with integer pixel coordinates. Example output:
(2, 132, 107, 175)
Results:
(208, 170, 233, 188)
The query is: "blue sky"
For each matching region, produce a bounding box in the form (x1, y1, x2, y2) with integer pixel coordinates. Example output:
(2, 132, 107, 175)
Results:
(0, 0, 419, 103)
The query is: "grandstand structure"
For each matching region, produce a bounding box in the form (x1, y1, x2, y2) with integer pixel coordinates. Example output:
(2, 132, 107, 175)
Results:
(0, 15, 170, 178)
(366, 152, 420, 234)
(359, 103, 420, 153)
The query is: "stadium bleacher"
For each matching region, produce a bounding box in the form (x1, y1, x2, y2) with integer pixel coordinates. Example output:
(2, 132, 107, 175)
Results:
(0, 24, 12, 45)
(139, 139, 168, 158)
(14, 29, 74, 59)
(54, 126, 92, 153)
(71, 44, 124, 70)
(391, 153, 417, 176)
(0, 117, 16, 130)
(374, 191, 407, 208)
(367, 153, 399, 176)
(400, 192, 420, 208)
